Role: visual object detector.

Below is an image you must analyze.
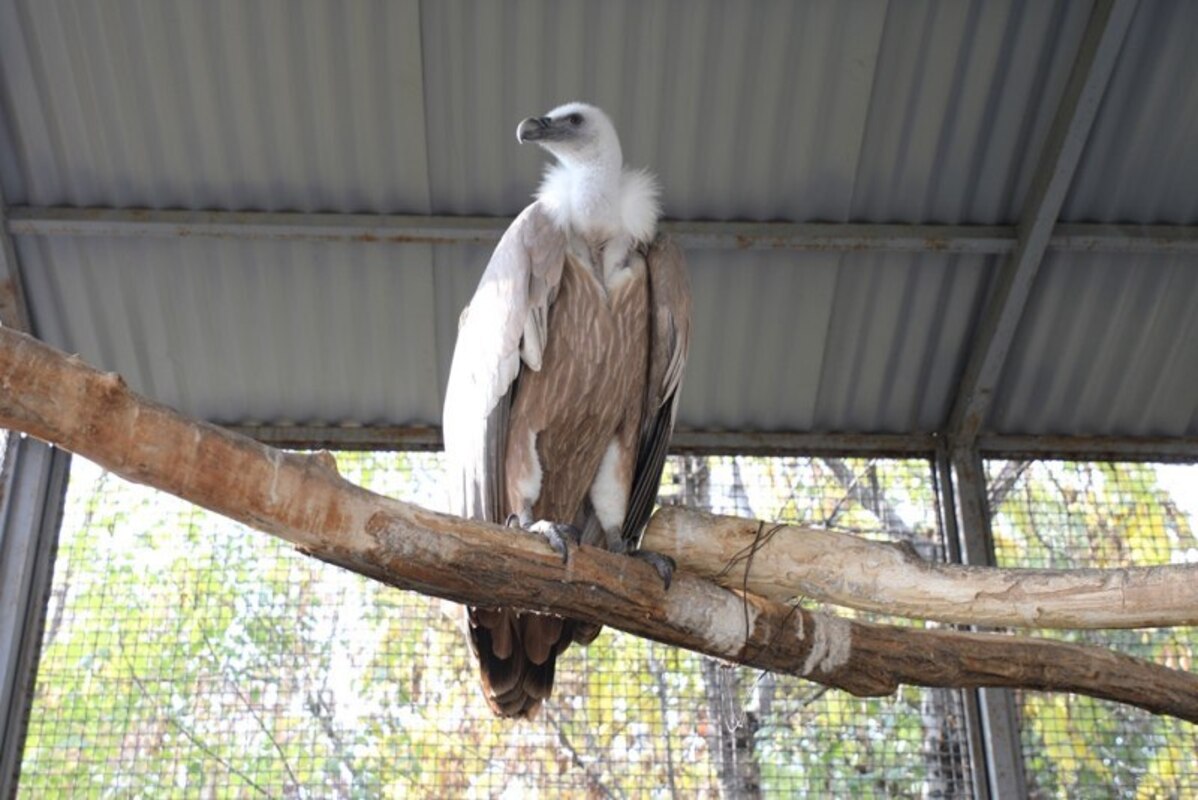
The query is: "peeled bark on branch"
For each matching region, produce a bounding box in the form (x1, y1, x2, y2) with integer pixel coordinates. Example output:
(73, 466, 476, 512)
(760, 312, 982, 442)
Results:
(643, 509, 1198, 629)
(1, 327, 1196, 723)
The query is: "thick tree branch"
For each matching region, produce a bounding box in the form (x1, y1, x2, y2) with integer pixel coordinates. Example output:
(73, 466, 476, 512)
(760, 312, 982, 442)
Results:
(1, 328, 1196, 722)
(643, 508, 1198, 629)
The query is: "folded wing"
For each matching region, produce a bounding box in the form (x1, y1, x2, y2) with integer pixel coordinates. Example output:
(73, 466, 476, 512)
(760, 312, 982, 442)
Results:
(621, 236, 692, 549)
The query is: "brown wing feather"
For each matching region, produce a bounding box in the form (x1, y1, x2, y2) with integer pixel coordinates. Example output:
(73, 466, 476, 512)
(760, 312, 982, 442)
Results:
(446, 202, 580, 719)
(448, 216, 689, 719)
(621, 236, 692, 547)
(444, 201, 566, 523)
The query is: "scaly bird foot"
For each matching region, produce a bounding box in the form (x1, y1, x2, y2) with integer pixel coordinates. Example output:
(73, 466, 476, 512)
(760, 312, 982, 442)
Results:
(629, 549, 676, 591)
(528, 520, 582, 564)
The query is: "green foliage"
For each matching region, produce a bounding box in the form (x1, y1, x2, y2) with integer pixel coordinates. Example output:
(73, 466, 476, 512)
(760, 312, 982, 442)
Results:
(16, 454, 1196, 797)
(988, 460, 1198, 799)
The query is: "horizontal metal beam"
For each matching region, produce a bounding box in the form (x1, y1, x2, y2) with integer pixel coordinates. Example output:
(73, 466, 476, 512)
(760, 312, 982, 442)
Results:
(8, 206, 512, 248)
(227, 424, 937, 456)
(947, 0, 1139, 443)
(668, 429, 937, 456)
(231, 425, 446, 452)
(6, 206, 1013, 253)
(10, 206, 1198, 256)
(978, 434, 1198, 463)
(225, 424, 1198, 463)
(664, 220, 1013, 254)
(1052, 223, 1198, 254)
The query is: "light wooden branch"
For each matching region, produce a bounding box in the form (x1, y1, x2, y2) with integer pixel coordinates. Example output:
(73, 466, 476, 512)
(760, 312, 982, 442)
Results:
(1, 327, 1195, 723)
(644, 508, 1198, 629)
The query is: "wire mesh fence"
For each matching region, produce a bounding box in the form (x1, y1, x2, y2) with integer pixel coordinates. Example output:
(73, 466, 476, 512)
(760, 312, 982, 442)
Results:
(18, 452, 975, 798)
(985, 459, 1198, 799)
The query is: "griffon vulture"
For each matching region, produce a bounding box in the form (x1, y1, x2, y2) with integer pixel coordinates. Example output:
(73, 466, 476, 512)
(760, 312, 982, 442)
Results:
(443, 102, 691, 718)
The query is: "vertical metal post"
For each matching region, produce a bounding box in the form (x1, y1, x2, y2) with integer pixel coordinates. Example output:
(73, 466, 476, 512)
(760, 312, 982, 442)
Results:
(0, 436, 71, 797)
(937, 441, 1027, 800)
(932, 447, 986, 800)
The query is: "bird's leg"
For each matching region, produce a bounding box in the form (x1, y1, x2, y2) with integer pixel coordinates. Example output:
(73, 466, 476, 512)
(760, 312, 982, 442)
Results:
(509, 503, 580, 564)
(623, 542, 676, 591)
(589, 436, 674, 589)
(528, 520, 582, 564)
(506, 498, 580, 565)
(601, 526, 675, 589)
(634, 550, 676, 590)
(505, 429, 578, 563)
(601, 521, 676, 589)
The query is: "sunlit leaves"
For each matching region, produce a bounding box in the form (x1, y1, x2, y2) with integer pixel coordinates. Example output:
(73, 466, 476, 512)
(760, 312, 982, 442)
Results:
(988, 459, 1198, 798)
(18, 454, 1197, 796)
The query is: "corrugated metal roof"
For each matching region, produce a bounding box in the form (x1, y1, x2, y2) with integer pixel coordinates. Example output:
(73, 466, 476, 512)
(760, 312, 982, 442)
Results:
(1, 0, 1196, 444)
(3, 0, 1092, 224)
(849, 0, 1090, 225)
(0, 0, 432, 212)
(16, 227, 999, 436)
(991, 250, 1198, 437)
(1062, 0, 1198, 224)
(18, 233, 445, 425)
(682, 249, 996, 433)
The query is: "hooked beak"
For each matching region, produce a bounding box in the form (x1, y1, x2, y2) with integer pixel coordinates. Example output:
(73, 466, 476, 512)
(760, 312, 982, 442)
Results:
(517, 115, 564, 144)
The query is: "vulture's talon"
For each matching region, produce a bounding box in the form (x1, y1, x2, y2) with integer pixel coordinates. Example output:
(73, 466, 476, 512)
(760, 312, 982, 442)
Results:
(529, 520, 582, 564)
(631, 550, 676, 590)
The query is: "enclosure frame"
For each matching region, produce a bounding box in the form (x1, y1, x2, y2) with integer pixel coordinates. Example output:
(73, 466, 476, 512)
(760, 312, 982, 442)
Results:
(3, 428, 1196, 798)
(1, 3, 1194, 793)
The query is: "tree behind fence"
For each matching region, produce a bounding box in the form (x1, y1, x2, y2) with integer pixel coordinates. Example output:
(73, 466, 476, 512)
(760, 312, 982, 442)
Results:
(16, 452, 1195, 797)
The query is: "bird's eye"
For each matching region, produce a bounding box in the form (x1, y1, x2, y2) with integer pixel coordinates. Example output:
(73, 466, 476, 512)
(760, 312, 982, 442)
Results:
(568, 113, 583, 126)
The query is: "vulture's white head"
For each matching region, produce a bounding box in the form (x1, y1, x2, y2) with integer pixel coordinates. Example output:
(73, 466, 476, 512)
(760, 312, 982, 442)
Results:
(517, 102, 660, 246)
(517, 101, 622, 172)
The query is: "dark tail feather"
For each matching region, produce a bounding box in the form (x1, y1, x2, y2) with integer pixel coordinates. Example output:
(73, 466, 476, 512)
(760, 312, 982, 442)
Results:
(466, 608, 595, 718)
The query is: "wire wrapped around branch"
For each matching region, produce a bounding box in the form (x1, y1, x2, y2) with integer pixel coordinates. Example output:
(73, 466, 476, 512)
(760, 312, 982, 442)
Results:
(643, 507, 1198, 629)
